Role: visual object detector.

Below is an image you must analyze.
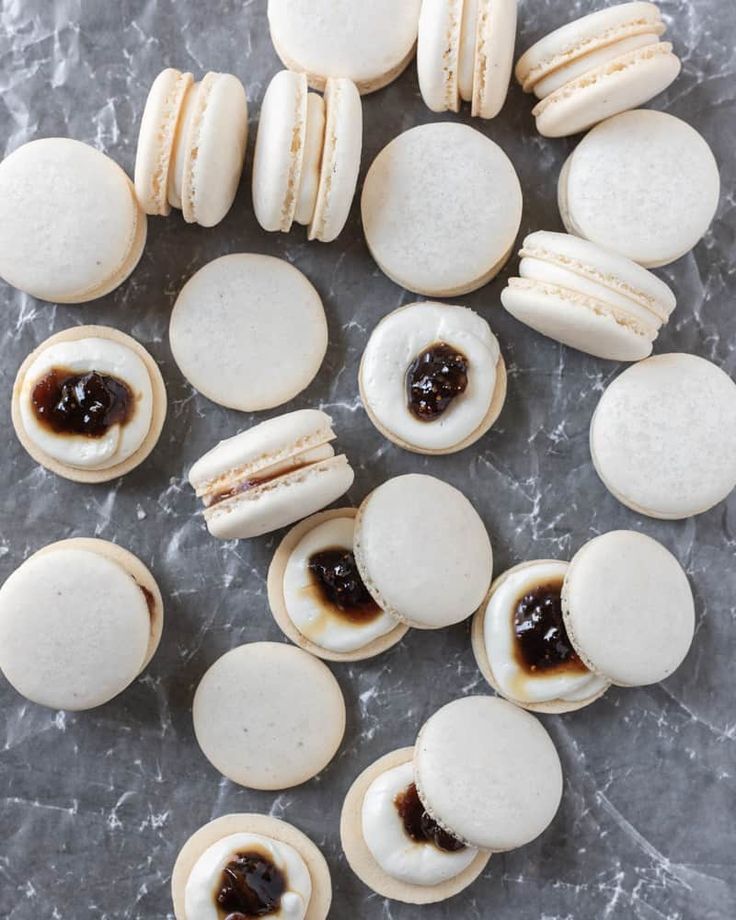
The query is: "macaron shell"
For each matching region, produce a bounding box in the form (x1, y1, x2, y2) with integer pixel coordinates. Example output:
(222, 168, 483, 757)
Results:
(171, 813, 332, 920)
(11, 324, 167, 484)
(414, 696, 563, 850)
(416, 0, 463, 113)
(472, 0, 517, 119)
(340, 747, 491, 904)
(562, 531, 695, 687)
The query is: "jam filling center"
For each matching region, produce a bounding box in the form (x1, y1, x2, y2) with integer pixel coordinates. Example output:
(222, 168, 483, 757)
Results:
(394, 783, 466, 853)
(513, 580, 587, 674)
(31, 367, 133, 438)
(406, 342, 469, 422)
(308, 548, 382, 623)
(216, 851, 286, 918)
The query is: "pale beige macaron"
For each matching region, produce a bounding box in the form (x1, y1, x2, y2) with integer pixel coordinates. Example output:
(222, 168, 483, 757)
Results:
(135, 67, 248, 227)
(267, 508, 409, 662)
(171, 813, 332, 920)
(0, 538, 163, 711)
(12, 325, 167, 484)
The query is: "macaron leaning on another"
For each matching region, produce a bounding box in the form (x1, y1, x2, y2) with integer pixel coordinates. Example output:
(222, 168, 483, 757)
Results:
(0, 138, 146, 303)
(188, 409, 354, 541)
(516, 1, 681, 137)
(501, 231, 676, 361)
(253, 69, 362, 242)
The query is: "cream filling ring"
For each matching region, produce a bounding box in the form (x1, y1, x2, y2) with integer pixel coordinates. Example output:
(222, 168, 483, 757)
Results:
(484, 561, 608, 704)
(362, 762, 479, 886)
(19, 338, 153, 471)
(361, 303, 500, 451)
(184, 832, 312, 920)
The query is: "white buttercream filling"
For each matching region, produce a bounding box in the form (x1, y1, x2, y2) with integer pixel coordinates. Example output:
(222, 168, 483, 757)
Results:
(362, 762, 478, 886)
(294, 92, 326, 226)
(20, 338, 153, 470)
(484, 561, 608, 704)
(184, 832, 311, 920)
(457, 0, 480, 103)
(283, 516, 397, 652)
(168, 80, 201, 209)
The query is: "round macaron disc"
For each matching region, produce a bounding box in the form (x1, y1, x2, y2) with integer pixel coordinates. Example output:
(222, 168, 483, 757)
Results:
(414, 696, 563, 851)
(354, 474, 493, 629)
(562, 531, 695, 686)
(0, 138, 146, 303)
(169, 254, 328, 411)
(192, 642, 346, 789)
(590, 353, 736, 519)
(362, 123, 522, 296)
(559, 110, 720, 267)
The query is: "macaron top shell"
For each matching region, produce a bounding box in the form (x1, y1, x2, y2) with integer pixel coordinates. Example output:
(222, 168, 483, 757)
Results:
(354, 474, 493, 629)
(414, 696, 563, 851)
(563, 531, 695, 687)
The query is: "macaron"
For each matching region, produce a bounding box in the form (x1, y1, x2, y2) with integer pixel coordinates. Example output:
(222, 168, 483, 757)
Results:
(192, 642, 345, 790)
(417, 0, 518, 118)
(0, 138, 146, 303)
(590, 354, 736, 519)
(267, 508, 409, 662)
(267, 0, 422, 94)
(253, 70, 362, 242)
(340, 696, 562, 903)
(361, 123, 522, 296)
(558, 110, 720, 267)
(353, 474, 493, 629)
(515, 1, 681, 137)
(188, 409, 355, 541)
(171, 813, 332, 920)
(135, 67, 248, 227)
(501, 231, 676, 361)
(0, 538, 163, 711)
(12, 325, 167, 483)
(170, 254, 327, 411)
(359, 302, 507, 454)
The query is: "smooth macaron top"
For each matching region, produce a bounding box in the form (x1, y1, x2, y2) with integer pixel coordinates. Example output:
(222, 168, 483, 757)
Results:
(414, 696, 563, 851)
(354, 474, 493, 629)
(562, 531, 695, 687)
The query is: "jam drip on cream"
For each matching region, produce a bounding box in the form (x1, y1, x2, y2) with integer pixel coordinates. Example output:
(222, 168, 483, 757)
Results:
(394, 783, 465, 853)
(406, 342, 469, 421)
(31, 368, 133, 437)
(216, 851, 286, 918)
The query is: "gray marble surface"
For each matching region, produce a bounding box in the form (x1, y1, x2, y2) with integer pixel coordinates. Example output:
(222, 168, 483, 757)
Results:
(0, 1, 734, 918)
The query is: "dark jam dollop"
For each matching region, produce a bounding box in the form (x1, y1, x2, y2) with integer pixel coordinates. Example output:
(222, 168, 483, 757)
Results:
(308, 548, 382, 623)
(31, 368, 133, 437)
(514, 580, 586, 674)
(406, 342, 469, 422)
(216, 851, 286, 918)
(394, 783, 465, 853)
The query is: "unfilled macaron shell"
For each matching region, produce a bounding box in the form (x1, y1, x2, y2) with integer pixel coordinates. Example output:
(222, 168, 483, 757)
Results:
(192, 642, 345, 789)
(590, 354, 736, 518)
(563, 531, 695, 686)
(354, 474, 493, 628)
(414, 696, 563, 850)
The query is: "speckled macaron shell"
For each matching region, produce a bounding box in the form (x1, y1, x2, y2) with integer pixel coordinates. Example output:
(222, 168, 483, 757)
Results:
(11, 325, 167, 484)
(0, 537, 163, 711)
(471, 561, 611, 714)
(559, 110, 720, 267)
(361, 123, 522, 296)
(590, 354, 736, 519)
(340, 747, 491, 905)
(561, 531, 695, 687)
(353, 474, 493, 629)
(169, 254, 328, 412)
(0, 138, 146, 303)
(192, 642, 346, 789)
(414, 696, 563, 851)
(267, 0, 421, 94)
(171, 813, 332, 920)
(267, 508, 409, 662)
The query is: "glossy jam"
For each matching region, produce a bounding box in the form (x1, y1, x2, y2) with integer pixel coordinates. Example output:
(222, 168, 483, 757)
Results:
(513, 579, 586, 674)
(216, 851, 286, 918)
(31, 368, 133, 437)
(394, 783, 465, 853)
(406, 342, 469, 421)
(308, 548, 382, 623)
